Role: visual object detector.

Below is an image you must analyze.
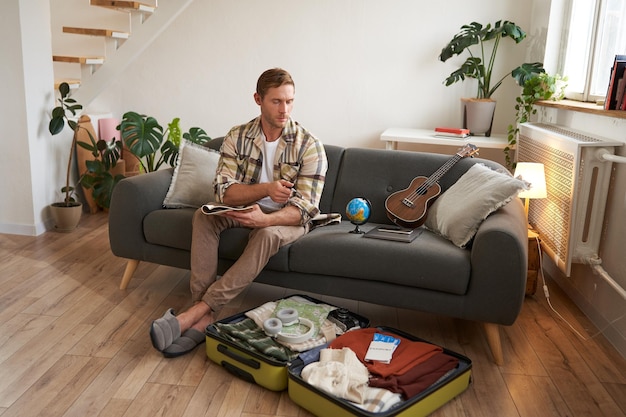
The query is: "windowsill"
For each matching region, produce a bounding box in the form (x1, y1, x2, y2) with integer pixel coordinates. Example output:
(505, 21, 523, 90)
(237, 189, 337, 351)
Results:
(536, 99, 626, 119)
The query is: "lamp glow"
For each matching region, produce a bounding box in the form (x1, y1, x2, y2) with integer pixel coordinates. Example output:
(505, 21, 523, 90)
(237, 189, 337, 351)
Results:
(514, 162, 547, 222)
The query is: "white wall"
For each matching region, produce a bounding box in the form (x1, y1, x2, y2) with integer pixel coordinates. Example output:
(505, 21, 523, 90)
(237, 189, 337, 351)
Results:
(90, 0, 534, 149)
(1, 0, 61, 235)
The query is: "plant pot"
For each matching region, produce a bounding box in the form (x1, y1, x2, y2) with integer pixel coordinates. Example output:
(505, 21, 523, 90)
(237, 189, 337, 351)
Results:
(50, 202, 82, 232)
(462, 98, 496, 136)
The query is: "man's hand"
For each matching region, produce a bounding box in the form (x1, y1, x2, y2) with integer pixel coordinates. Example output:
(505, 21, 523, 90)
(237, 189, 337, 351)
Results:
(267, 179, 294, 204)
(221, 204, 268, 228)
(220, 204, 267, 228)
(221, 203, 301, 228)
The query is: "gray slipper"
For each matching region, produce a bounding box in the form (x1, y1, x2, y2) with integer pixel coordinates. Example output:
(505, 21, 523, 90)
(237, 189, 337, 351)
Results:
(150, 308, 181, 352)
(162, 328, 206, 358)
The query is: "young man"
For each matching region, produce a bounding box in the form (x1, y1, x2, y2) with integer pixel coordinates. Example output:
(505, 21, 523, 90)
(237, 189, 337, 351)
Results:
(150, 68, 328, 357)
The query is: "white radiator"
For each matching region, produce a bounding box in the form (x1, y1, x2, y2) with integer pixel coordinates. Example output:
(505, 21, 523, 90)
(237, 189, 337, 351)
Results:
(517, 122, 622, 277)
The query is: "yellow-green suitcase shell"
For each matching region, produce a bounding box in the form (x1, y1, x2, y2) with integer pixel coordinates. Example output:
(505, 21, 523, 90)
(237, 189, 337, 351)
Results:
(205, 331, 289, 391)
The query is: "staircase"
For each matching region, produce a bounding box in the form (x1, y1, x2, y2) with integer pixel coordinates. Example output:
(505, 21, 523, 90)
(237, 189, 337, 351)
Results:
(51, 0, 194, 106)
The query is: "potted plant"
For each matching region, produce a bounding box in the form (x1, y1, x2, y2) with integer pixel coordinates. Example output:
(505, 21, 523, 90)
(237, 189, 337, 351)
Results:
(439, 20, 545, 136)
(76, 116, 124, 209)
(504, 73, 567, 168)
(48, 82, 123, 230)
(48, 82, 85, 231)
(117, 111, 211, 173)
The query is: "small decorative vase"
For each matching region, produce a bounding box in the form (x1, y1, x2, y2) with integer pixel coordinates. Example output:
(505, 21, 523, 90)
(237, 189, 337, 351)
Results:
(462, 98, 496, 137)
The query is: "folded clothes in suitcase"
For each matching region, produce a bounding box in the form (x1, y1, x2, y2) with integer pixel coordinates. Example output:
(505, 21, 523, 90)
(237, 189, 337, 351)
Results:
(287, 326, 472, 417)
(205, 294, 370, 391)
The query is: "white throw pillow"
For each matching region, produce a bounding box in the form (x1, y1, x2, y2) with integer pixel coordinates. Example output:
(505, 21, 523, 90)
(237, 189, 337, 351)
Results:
(163, 139, 220, 208)
(424, 163, 528, 247)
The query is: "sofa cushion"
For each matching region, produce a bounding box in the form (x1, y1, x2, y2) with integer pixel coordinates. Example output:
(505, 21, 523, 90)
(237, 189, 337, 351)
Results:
(424, 163, 528, 247)
(143, 209, 290, 272)
(163, 139, 220, 208)
(288, 222, 471, 295)
(144, 208, 196, 250)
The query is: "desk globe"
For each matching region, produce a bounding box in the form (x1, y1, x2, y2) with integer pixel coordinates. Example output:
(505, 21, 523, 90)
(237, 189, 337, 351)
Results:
(345, 198, 371, 234)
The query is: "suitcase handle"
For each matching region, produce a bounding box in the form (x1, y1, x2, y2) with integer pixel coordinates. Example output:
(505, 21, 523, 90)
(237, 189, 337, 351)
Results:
(217, 343, 261, 369)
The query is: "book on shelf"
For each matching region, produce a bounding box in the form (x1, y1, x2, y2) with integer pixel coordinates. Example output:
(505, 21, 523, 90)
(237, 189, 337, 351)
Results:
(614, 69, 626, 111)
(363, 226, 422, 243)
(201, 203, 255, 215)
(604, 54, 626, 110)
(615, 69, 626, 110)
(434, 127, 470, 138)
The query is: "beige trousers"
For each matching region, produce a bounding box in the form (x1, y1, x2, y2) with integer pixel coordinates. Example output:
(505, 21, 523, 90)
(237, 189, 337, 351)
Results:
(189, 208, 307, 312)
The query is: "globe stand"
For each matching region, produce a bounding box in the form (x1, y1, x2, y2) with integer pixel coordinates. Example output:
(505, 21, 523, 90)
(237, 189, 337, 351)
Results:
(349, 223, 365, 234)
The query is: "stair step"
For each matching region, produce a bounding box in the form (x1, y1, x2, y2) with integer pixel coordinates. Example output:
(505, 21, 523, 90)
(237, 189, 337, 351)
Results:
(89, 0, 156, 13)
(53, 55, 105, 65)
(54, 79, 81, 89)
(63, 27, 130, 39)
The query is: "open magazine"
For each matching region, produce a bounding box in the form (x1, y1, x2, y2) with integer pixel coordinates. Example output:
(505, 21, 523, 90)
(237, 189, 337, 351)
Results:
(201, 202, 342, 227)
(201, 203, 255, 215)
(201, 203, 341, 227)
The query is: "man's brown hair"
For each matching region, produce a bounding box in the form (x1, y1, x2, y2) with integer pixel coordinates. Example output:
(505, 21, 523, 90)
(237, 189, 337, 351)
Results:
(256, 68, 295, 98)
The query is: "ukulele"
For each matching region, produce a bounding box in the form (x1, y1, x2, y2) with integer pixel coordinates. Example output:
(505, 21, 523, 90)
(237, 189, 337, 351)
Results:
(385, 144, 479, 228)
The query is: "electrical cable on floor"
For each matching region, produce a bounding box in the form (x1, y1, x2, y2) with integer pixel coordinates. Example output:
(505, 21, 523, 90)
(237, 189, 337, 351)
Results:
(534, 236, 625, 341)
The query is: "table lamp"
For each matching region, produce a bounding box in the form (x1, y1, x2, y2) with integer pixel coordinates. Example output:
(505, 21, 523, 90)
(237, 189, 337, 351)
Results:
(514, 162, 547, 223)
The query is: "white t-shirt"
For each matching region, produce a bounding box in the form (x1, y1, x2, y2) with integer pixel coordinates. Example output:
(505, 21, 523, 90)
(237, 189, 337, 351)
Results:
(257, 135, 283, 212)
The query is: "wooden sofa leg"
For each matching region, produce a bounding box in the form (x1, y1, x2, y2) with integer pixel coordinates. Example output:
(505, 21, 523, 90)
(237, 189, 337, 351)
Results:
(120, 259, 140, 290)
(483, 322, 504, 366)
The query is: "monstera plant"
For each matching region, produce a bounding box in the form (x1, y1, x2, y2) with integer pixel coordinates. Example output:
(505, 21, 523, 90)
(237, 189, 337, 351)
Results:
(439, 20, 544, 99)
(117, 111, 211, 173)
(439, 20, 545, 136)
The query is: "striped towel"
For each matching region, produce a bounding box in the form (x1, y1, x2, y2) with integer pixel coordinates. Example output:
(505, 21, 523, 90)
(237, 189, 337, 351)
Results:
(213, 318, 298, 362)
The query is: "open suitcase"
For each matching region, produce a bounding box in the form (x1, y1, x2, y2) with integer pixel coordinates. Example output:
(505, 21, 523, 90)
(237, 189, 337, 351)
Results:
(205, 294, 370, 391)
(287, 326, 472, 417)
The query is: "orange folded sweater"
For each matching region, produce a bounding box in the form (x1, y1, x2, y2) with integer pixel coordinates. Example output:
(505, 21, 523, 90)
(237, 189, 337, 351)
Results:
(328, 328, 442, 378)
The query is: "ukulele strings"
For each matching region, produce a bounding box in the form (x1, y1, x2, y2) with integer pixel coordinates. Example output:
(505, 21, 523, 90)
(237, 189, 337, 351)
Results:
(403, 154, 462, 204)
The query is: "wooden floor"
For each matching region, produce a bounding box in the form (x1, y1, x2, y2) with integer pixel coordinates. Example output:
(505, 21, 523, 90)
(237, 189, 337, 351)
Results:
(1, 212, 625, 417)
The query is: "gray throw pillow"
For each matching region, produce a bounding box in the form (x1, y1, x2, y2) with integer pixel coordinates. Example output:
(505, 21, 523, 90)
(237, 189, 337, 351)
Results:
(424, 163, 528, 247)
(163, 139, 220, 208)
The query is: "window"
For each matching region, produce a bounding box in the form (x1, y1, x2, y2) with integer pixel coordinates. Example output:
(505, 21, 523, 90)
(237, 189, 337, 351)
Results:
(559, 0, 626, 102)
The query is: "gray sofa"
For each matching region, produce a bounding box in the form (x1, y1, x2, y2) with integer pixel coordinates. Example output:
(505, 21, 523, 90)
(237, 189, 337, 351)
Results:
(108, 138, 527, 365)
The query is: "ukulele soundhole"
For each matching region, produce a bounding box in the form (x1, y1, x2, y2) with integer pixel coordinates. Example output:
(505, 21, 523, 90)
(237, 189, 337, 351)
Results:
(401, 198, 415, 208)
